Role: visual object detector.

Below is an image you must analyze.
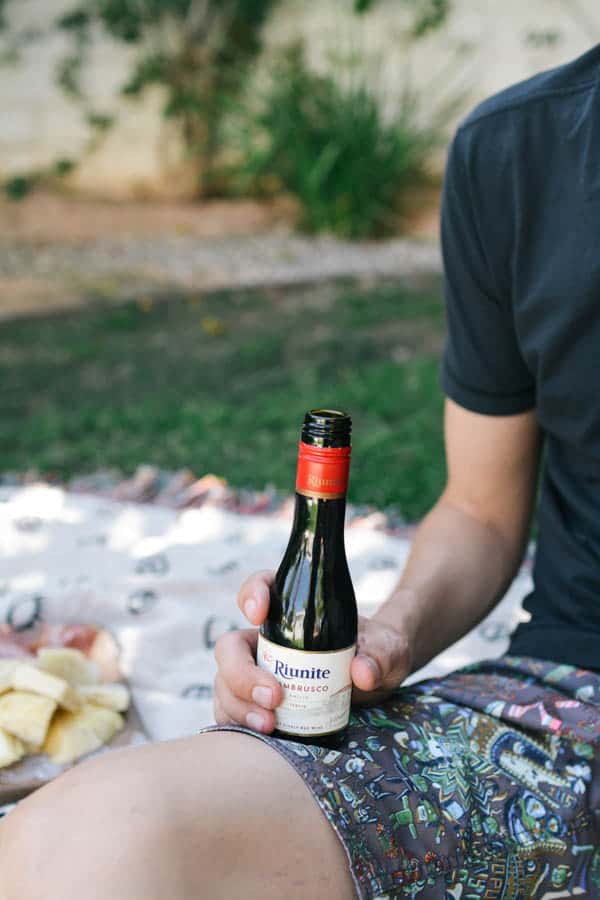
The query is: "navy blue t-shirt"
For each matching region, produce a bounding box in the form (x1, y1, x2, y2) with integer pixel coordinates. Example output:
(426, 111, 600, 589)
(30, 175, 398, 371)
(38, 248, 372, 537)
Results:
(440, 45, 600, 671)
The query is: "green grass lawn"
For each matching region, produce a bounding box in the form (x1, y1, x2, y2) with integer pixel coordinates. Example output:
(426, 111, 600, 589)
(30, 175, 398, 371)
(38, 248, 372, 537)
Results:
(0, 277, 447, 520)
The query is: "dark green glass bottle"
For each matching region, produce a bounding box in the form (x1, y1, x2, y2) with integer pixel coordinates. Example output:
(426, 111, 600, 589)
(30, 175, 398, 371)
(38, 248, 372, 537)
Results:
(257, 410, 357, 745)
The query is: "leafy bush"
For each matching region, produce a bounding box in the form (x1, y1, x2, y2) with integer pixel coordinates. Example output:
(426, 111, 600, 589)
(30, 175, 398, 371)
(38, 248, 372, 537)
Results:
(2, 159, 76, 201)
(355, 0, 450, 36)
(55, 0, 281, 196)
(4, 174, 35, 201)
(234, 48, 434, 238)
(0, 1, 449, 203)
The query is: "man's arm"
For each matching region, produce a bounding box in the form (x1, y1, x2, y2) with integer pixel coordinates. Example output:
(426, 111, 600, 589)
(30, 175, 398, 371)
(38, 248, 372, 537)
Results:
(373, 397, 543, 672)
(212, 398, 542, 728)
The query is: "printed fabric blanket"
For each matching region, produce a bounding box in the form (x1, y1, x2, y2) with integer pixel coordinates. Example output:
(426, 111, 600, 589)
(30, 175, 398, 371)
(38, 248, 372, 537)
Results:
(0, 475, 534, 743)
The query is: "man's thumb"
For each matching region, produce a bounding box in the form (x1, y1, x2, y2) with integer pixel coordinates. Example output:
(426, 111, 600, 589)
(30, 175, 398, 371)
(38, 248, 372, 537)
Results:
(351, 653, 384, 692)
(350, 620, 412, 697)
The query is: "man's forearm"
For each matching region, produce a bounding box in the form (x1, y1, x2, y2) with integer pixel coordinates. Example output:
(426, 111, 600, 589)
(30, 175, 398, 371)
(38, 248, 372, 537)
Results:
(372, 498, 527, 673)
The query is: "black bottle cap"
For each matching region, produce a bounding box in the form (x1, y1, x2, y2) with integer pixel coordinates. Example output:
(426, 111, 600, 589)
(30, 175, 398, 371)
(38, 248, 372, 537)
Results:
(301, 409, 352, 448)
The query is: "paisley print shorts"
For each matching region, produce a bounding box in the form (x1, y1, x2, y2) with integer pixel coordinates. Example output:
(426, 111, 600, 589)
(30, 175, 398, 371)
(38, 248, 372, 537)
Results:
(210, 656, 600, 899)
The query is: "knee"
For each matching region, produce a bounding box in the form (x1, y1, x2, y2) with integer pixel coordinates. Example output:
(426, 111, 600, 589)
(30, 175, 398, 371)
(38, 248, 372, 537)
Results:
(0, 752, 164, 900)
(1, 783, 63, 898)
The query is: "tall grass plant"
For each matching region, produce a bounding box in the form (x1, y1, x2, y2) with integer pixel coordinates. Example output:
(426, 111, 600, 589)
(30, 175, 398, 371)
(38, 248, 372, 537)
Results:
(231, 46, 437, 238)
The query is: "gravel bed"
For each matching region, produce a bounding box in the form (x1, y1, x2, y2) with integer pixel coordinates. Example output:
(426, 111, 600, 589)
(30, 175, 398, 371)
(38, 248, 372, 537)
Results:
(0, 233, 441, 296)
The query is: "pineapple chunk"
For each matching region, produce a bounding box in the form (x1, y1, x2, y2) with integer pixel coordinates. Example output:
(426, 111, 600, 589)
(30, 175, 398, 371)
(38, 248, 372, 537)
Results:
(44, 703, 124, 765)
(0, 691, 57, 747)
(78, 683, 130, 713)
(12, 664, 80, 712)
(36, 648, 100, 687)
(0, 660, 18, 695)
(0, 726, 25, 768)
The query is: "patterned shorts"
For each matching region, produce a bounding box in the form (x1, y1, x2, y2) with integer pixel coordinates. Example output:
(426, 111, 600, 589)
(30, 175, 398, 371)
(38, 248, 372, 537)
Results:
(211, 656, 600, 899)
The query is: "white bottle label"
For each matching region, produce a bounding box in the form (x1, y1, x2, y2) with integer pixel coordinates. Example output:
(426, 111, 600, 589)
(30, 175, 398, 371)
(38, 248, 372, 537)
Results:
(256, 633, 355, 737)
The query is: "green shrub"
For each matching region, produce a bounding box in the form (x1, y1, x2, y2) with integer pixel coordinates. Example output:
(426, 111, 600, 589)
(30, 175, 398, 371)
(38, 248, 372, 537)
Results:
(54, 0, 281, 196)
(54, 158, 77, 177)
(2, 161, 76, 202)
(234, 48, 434, 238)
(4, 174, 35, 200)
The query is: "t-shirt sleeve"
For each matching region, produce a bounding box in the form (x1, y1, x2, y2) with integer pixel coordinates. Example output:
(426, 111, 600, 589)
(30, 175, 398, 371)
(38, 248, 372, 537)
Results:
(439, 124, 536, 415)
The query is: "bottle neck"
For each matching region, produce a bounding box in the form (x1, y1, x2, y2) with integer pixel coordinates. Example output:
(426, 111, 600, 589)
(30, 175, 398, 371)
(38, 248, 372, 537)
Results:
(295, 440, 351, 501)
(291, 493, 347, 546)
(291, 437, 350, 553)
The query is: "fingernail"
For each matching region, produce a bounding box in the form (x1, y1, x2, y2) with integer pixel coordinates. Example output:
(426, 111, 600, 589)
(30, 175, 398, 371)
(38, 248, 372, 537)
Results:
(252, 686, 273, 707)
(246, 712, 265, 732)
(358, 655, 381, 681)
(245, 598, 258, 620)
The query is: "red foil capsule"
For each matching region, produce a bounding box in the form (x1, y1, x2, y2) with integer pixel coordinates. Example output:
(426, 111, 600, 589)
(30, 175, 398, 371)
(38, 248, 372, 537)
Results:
(295, 441, 351, 500)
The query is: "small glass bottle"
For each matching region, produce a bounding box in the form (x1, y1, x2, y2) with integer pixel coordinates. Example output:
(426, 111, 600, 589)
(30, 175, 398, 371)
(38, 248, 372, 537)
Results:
(257, 409, 357, 745)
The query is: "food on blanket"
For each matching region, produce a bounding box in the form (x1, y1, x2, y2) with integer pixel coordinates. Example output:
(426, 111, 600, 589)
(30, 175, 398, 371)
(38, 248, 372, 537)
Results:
(0, 728, 25, 768)
(0, 622, 99, 659)
(37, 648, 100, 687)
(0, 661, 18, 695)
(0, 622, 102, 660)
(12, 665, 81, 713)
(0, 626, 34, 659)
(0, 624, 130, 769)
(44, 704, 124, 765)
(27, 623, 99, 655)
(0, 640, 130, 768)
(78, 683, 130, 713)
(0, 692, 57, 747)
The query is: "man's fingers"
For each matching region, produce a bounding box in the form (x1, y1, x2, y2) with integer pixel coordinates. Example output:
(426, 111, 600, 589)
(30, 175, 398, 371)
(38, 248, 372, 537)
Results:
(350, 617, 412, 697)
(214, 674, 277, 734)
(236, 570, 274, 625)
(350, 651, 406, 705)
(213, 694, 235, 726)
(214, 628, 282, 708)
(351, 654, 382, 693)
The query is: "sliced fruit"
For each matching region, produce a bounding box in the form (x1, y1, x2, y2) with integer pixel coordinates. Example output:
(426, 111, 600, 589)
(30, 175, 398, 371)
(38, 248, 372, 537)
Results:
(12, 664, 80, 712)
(0, 691, 57, 747)
(0, 660, 18, 695)
(0, 727, 25, 768)
(78, 683, 130, 713)
(44, 703, 124, 765)
(36, 648, 100, 687)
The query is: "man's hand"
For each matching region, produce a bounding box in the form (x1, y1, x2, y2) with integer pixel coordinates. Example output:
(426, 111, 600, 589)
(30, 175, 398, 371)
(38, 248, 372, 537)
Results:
(213, 571, 412, 733)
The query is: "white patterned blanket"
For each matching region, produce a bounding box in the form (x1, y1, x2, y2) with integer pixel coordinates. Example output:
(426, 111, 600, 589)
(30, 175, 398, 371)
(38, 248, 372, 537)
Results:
(0, 481, 533, 742)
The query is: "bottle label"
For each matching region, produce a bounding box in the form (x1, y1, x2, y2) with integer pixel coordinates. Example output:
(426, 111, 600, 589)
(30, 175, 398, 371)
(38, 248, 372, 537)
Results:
(295, 442, 351, 500)
(256, 634, 355, 737)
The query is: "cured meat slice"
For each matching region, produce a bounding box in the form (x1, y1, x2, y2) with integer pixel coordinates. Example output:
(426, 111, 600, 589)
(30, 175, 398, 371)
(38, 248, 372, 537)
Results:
(0, 626, 33, 659)
(0, 624, 99, 658)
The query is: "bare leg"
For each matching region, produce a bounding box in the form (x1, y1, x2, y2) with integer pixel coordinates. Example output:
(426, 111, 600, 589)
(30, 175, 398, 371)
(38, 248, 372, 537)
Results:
(0, 732, 356, 900)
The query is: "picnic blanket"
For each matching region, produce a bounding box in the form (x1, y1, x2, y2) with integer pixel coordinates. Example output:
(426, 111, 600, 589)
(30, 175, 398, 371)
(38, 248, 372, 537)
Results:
(0, 474, 533, 743)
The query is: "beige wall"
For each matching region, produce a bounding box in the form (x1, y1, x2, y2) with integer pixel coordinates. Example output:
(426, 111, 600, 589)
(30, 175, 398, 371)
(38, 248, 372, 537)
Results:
(0, 0, 178, 197)
(0, 0, 597, 197)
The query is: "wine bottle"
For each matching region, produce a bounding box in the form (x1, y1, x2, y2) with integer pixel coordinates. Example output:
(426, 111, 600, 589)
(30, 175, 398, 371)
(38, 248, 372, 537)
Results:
(257, 409, 357, 745)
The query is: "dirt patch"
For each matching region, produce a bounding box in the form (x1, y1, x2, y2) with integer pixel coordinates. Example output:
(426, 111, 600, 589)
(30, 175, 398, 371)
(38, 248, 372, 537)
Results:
(0, 277, 81, 318)
(0, 188, 441, 320)
(0, 192, 296, 243)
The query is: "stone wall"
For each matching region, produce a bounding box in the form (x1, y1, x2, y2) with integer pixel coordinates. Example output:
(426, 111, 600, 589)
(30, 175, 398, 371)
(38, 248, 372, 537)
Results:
(0, 0, 596, 197)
